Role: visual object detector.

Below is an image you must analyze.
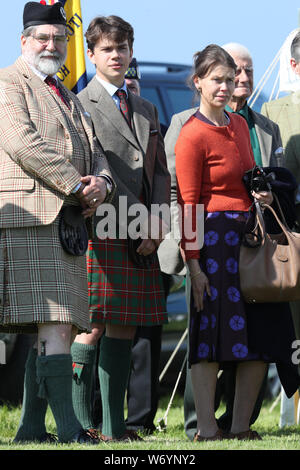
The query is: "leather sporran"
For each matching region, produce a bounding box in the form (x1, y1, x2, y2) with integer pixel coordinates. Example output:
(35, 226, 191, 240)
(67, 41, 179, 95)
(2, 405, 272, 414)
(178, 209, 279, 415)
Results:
(59, 205, 88, 256)
(239, 201, 300, 303)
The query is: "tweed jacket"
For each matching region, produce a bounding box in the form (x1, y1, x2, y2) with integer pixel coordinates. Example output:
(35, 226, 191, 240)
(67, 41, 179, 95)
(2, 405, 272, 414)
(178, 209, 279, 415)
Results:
(158, 105, 283, 275)
(158, 108, 197, 275)
(0, 57, 113, 229)
(78, 77, 170, 234)
(261, 94, 300, 181)
(248, 107, 283, 167)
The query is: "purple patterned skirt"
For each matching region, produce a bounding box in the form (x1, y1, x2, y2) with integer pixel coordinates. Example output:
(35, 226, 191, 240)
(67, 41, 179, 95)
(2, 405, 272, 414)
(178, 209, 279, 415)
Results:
(189, 210, 269, 365)
(188, 210, 300, 396)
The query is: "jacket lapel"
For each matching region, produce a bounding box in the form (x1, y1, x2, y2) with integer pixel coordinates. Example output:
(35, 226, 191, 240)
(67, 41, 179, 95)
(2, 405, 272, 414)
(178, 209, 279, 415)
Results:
(15, 57, 71, 131)
(88, 77, 140, 150)
(254, 122, 272, 167)
(129, 94, 150, 156)
(249, 108, 272, 167)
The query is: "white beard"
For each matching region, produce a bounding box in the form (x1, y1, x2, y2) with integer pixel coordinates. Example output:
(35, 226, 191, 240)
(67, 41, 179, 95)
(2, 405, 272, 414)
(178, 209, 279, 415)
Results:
(24, 49, 67, 76)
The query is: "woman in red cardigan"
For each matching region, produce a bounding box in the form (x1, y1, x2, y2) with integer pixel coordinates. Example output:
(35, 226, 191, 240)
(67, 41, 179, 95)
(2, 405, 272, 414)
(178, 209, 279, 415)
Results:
(175, 45, 274, 441)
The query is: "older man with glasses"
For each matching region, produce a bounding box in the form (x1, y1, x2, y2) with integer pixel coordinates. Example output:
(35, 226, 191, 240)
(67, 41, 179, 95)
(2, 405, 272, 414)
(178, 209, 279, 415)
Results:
(0, 1, 114, 444)
(223, 43, 283, 168)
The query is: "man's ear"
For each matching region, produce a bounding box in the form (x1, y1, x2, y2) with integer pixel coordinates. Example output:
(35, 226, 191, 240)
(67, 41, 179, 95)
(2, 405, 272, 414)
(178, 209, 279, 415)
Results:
(21, 35, 27, 48)
(290, 57, 300, 75)
(87, 48, 96, 65)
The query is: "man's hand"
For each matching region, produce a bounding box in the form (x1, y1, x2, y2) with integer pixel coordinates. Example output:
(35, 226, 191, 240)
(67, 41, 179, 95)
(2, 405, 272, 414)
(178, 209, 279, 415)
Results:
(75, 175, 108, 218)
(134, 213, 170, 256)
(136, 239, 157, 256)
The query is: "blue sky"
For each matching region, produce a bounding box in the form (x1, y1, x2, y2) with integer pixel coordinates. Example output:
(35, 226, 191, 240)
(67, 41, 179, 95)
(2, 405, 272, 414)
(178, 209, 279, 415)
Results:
(3, 0, 300, 97)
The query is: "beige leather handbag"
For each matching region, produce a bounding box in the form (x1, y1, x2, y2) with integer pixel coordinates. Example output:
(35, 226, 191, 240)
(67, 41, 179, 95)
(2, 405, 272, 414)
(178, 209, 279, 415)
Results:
(239, 201, 300, 303)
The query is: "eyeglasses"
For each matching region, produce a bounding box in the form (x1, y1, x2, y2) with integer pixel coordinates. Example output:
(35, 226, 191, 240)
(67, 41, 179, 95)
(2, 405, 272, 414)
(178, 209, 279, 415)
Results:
(236, 66, 253, 76)
(31, 34, 67, 46)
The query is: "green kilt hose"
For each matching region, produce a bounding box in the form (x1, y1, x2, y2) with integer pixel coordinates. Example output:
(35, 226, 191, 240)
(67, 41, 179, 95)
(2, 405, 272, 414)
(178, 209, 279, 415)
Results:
(0, 215, 90, 334)
(88, 238, 168, 326)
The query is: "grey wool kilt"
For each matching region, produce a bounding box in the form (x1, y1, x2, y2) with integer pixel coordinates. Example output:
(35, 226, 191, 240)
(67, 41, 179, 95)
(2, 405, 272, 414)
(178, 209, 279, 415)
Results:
(0, 216, 90, 334)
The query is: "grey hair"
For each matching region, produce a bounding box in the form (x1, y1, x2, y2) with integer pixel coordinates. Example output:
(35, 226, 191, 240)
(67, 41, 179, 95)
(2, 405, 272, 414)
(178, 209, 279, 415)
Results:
(22, 26, 38, 37)
(222, 42, 252, 61)
(291, 31, 300, 62)
(22, 25, 67, 37)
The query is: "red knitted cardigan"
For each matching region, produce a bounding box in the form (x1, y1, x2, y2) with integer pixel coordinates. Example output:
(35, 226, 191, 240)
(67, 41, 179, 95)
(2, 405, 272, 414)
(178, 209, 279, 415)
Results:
(175, 113, 255, 259)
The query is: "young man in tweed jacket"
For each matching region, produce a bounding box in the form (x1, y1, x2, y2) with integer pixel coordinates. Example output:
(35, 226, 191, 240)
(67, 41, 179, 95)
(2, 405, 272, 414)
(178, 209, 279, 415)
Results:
(71, 15, 170, 441)
(0, 2, 114, 444)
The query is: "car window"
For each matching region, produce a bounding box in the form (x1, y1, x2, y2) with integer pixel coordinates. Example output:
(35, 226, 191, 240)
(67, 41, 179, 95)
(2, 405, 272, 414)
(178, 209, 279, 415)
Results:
(166, 87, 196, 114)
(140, 86, 168, 125)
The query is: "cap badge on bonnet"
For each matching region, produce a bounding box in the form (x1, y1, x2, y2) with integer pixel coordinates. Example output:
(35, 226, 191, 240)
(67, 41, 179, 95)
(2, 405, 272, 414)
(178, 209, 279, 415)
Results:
(59, 6, 67, 22)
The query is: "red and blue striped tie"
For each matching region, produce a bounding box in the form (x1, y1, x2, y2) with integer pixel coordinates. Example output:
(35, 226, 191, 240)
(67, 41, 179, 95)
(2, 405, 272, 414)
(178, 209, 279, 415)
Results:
(116, 89, 131, 127)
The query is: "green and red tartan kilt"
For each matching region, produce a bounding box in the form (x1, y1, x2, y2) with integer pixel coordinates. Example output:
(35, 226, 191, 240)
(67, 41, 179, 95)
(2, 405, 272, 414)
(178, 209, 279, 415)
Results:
(88, 238, 168, 326)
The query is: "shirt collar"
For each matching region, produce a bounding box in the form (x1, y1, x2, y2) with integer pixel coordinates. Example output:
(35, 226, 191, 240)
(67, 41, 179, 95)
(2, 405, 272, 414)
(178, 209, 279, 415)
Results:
(95, 75, 128, 98)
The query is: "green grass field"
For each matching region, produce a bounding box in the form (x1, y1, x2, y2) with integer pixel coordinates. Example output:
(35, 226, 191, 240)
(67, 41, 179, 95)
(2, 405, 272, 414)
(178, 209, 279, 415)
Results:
(0, 394, 300, 451)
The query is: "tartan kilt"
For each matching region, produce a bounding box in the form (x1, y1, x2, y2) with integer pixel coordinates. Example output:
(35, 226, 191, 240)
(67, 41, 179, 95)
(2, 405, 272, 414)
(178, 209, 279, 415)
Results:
(88, 238, 168, 326)
(0, 216, 90, 334)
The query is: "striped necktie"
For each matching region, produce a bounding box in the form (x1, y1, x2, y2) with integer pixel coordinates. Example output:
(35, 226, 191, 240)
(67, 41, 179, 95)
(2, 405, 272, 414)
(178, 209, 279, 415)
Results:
(45, 76, 69, 108)
(116, 89, 131, 127)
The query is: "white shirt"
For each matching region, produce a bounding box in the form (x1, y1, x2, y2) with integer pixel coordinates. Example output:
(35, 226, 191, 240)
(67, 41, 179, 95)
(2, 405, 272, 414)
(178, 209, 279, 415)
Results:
(95, 75, 128, 109)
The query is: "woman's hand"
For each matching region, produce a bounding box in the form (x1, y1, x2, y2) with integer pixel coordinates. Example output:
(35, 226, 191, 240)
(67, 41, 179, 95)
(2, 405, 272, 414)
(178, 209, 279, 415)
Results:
(251, 190, 273, 206)
(190, 270, 211, 312)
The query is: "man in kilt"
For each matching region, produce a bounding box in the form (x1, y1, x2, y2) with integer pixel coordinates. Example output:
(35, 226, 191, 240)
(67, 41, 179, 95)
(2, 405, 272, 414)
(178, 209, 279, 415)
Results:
(71, 16, 170, 441)
(0, 2, 114, 444)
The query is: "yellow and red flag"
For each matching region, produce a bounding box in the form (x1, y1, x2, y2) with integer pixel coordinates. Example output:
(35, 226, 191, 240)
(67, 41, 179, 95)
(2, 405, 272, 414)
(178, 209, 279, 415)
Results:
(48, 0, 87, 93)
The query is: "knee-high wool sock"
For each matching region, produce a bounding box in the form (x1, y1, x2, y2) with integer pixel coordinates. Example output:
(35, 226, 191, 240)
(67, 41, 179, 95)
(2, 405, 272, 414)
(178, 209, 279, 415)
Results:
(71, 342, 97, 429)
(14, 348, 48, 442)
(98, 336, 133, 438)
(36, 354, 82, 443)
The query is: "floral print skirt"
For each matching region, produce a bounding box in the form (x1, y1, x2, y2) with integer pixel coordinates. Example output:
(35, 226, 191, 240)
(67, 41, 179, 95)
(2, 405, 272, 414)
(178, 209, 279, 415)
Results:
(189, 210, 270, 365)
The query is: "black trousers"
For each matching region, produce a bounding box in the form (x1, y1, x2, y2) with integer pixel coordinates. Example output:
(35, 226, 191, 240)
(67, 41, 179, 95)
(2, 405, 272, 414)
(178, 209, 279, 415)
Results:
(126, 325, 163, 432)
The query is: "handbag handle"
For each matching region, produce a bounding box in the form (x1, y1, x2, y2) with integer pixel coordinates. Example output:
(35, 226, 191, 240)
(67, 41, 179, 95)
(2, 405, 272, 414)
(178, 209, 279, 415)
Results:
(272, 193, 289, 227)
(254, 199, 292, 240)
(254, 200, 267, 243)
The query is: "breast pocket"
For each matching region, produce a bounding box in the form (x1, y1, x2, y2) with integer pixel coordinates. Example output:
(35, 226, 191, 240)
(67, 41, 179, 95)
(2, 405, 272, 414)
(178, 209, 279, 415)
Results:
(0, 178, 35, 192)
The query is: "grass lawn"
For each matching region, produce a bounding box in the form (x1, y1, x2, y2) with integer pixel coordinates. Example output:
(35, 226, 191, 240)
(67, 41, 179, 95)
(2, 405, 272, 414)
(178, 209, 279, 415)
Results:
(0, 394, 300, 452)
